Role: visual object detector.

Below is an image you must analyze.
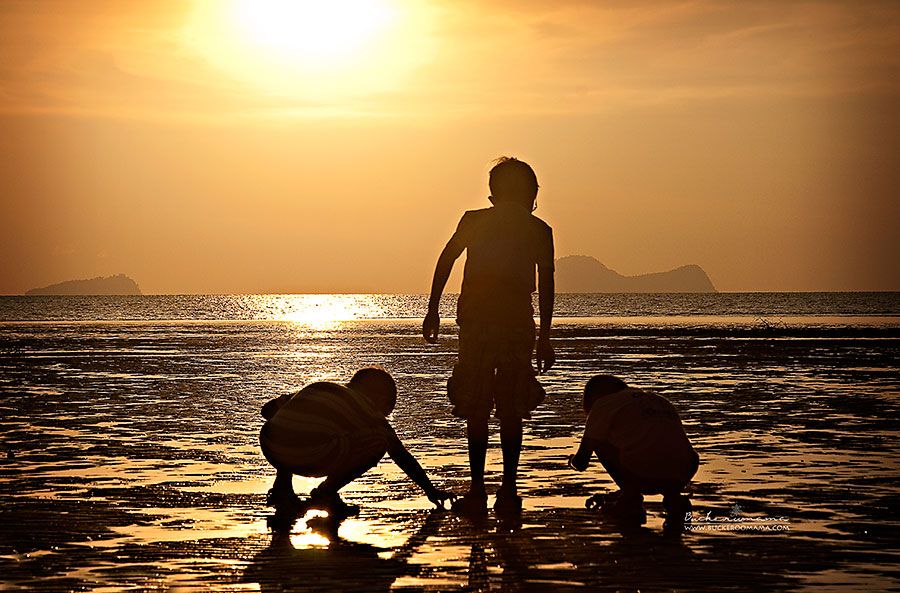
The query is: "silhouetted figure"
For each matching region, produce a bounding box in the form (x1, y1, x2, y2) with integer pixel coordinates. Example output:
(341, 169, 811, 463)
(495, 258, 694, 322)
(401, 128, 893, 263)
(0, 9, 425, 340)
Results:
(567, 375, 699, 526)
(259, 368, 454, 521)
(423, 157, 555, 516)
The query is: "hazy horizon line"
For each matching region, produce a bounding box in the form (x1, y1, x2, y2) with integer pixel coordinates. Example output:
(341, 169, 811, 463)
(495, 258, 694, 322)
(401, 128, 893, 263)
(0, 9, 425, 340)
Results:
(5, 290, 900, 297)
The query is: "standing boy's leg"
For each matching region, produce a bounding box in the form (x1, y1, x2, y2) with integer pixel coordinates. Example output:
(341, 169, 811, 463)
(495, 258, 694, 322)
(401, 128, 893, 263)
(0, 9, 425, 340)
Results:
(449, 326, 492, 513)
(499, 416, 522, 494)
(495, 415, 523, 513)
(494, 325, 543, 511)
(450, 416, 490, 515)
(466, 418, 489, 496)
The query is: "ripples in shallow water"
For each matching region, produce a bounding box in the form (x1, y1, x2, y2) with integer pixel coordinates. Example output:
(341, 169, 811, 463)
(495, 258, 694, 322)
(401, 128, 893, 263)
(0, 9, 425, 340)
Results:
(1, 317, 898, 591)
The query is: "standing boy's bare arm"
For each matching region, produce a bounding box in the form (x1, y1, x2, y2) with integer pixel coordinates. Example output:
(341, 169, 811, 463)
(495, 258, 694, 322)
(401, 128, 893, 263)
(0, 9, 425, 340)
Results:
(536, 226, 556, 374)
(423, 236, 466, 343)
(536, 270, 555, 373)
(538, 271, 555, 341)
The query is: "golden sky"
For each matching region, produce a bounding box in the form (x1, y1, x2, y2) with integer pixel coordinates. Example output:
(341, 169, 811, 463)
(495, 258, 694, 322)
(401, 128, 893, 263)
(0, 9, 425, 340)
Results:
(1, 0, 898, 293)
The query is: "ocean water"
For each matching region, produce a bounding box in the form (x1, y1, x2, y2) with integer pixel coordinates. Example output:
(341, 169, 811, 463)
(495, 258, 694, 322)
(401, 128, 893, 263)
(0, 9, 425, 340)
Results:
(1, 293, 898, 591)
(2, 291, 899, 322)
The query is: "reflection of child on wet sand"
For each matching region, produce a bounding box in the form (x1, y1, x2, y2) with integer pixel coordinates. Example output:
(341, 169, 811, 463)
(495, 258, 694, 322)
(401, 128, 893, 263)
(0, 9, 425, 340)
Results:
(259, 368, 454, 520)
(245, 511, 445, 593)
(423, 157, 555, 516)
(567, 375, 699, 524)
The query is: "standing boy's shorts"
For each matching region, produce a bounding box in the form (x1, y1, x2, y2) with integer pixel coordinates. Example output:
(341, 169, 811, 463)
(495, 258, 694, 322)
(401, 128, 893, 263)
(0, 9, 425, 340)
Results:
(260, 424, 390, 478)
(448, 323, 545, 420)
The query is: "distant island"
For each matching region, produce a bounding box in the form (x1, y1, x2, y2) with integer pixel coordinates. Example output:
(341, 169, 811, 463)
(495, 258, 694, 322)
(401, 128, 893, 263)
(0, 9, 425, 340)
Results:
(556, 256, 716, 293)
(26, 274, 142, 296)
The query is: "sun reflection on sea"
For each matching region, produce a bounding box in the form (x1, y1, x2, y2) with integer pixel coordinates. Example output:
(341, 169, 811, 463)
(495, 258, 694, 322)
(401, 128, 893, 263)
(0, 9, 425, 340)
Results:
(246, 294, 386, 329)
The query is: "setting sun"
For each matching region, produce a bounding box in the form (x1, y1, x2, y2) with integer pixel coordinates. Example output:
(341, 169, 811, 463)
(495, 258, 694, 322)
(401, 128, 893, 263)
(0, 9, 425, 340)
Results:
(231, 0, 395, 68)
(185, 0, 435, 103)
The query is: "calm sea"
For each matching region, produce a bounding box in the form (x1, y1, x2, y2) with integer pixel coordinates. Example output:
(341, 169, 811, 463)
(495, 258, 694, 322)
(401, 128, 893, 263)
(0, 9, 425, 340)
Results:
(1, 292, 899, 322)
(1, 292, 898, 591)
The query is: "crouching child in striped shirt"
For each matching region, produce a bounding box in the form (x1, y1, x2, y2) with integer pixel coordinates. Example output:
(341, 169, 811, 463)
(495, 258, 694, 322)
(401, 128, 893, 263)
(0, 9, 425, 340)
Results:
(260, 368, 455, 520)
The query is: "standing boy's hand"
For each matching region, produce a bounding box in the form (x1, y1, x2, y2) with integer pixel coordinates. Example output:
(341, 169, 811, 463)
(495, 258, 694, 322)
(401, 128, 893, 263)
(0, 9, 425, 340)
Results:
(423, 310, 440, 343)
(536, 337, 555, 374)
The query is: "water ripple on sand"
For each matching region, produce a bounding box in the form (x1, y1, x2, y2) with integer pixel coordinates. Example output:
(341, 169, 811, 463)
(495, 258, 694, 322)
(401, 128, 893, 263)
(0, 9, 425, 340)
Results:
(1, 319, 898, 591)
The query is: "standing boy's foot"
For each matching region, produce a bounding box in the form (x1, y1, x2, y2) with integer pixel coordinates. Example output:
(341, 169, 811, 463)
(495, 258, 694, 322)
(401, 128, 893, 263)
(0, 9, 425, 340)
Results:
(451, 488, 488, 517)
(493, 487, 522, 515)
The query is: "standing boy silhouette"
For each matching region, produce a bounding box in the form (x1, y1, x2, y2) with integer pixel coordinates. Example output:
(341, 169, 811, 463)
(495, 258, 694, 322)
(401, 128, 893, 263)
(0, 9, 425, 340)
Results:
(423, 157, 555, 515)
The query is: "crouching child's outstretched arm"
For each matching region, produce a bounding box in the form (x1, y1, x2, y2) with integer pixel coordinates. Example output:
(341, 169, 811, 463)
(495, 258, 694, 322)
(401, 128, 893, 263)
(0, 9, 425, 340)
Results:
(567, 433, 599, 471)
(387, 431, 457, 508)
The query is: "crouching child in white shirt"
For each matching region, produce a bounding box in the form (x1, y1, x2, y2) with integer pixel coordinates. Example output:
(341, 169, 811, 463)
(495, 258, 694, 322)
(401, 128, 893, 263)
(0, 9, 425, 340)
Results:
(567, 375, 699, 526)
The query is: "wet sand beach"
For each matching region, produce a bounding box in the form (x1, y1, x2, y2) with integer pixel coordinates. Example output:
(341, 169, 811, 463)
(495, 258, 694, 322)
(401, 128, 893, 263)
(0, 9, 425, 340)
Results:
(1, 295, 899, 591)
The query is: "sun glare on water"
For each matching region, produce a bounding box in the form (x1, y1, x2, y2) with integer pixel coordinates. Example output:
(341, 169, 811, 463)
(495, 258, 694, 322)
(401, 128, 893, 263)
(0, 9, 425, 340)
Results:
(185, 0, 435, 104)
(249, 295, 385, 330)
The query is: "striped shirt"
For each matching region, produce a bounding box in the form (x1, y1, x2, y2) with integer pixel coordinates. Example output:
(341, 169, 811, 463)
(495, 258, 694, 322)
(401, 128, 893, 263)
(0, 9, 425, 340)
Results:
(260, 382, 392, 472)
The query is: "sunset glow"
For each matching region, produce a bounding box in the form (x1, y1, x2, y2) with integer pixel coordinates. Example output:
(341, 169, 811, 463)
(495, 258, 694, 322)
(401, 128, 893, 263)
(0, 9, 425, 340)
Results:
(232, 0, 395, 67)
(1, 1, 898, 292)
(185, 0, 433, 101)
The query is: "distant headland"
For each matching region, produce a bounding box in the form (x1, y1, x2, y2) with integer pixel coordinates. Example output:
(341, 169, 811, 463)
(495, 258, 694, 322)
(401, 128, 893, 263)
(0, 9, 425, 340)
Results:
(556, 256, 716, 293)
(26, 274, 142, 296)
